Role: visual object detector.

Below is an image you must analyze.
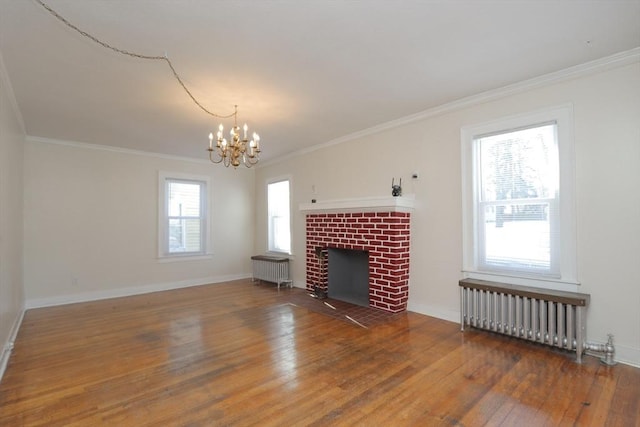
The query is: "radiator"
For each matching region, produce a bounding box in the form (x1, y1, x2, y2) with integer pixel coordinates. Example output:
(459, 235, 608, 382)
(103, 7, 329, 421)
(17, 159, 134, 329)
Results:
(459, 278, 590, 363)
(251, 255, 291, 289)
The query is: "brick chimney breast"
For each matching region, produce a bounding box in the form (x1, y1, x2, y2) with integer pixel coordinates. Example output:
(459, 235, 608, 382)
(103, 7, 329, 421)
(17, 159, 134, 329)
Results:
(301, 197, 413, 313)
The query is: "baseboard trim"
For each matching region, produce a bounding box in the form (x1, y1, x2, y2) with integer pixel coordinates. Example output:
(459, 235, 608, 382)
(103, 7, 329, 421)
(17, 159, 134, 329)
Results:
(0, 307, 25, 384)
(25, 274, 251, 309)
(407, 301, 459, 324)
(610, 344, 640, 369)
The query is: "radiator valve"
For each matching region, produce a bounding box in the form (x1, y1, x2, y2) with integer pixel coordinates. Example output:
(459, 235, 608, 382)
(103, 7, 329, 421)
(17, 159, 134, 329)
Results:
(603, 334, 616, 366)
(584, 334, 617, 366)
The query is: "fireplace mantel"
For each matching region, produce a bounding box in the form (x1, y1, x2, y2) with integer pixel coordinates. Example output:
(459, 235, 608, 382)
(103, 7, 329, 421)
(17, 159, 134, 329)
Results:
(299, 195, 415, 214)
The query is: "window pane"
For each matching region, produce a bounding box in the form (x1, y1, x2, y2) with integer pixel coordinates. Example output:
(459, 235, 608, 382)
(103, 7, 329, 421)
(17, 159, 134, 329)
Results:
(168, 218, 203, 253)
(478, 124, 558, 202)
(168, 181, 201, 217)
(168, 218, 184, 252)
(482, 203, 550, 271)
(268, 181, 289, 216)
(272, 216, 291, 252)
(268, 180, 291, 253)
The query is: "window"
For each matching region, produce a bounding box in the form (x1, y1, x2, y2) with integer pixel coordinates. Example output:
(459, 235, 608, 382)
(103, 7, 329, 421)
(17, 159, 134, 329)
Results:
(461, 106, 577, 287)
(476, 123, 559, 275)
(159, 172, 210, 258)
(267, 179, 291, 254)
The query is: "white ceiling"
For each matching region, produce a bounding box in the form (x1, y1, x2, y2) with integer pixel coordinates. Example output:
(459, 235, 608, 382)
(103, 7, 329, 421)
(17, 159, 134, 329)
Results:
(1, 0, 639, 162)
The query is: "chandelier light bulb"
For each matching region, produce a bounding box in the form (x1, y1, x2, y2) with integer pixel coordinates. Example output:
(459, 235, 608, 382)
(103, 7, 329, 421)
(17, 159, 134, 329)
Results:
(243, 123, 248, 139)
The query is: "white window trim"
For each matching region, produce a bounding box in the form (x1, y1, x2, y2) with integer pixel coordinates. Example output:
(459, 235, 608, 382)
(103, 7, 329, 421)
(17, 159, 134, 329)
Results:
(266, 175, 293, 256)
(158, 171, 212, 261)
(461, 104, 578, 291)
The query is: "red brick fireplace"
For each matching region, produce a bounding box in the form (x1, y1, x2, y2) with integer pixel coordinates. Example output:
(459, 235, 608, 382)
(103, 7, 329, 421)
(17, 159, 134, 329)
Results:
(301, 197, 413, 313)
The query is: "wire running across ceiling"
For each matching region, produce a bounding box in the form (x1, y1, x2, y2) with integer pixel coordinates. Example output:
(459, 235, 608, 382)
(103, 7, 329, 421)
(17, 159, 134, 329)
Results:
(35, 0, 235, 120)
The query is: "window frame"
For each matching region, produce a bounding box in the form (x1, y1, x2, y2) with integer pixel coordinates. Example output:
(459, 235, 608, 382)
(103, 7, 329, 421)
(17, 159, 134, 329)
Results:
(266, 176, 292, 255)
(158, 171, 212, 261)
(461, 105, 578, 290)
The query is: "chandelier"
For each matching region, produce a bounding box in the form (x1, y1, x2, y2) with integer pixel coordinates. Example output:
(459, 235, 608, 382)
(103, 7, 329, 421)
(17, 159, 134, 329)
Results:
(208, 105, 260, 168)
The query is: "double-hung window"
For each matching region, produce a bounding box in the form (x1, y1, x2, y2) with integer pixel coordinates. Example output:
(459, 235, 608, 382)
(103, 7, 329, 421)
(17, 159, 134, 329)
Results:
(267, 178, 291, 254)
(461, 105, 577, 288)
(159, 172, 210, 258)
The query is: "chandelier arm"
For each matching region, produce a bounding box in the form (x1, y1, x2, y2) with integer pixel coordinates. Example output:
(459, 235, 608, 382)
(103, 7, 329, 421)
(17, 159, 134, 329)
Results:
(244, 155, 259, 167)
(249, 156, 260, 165)
(208, 150, 223, 164)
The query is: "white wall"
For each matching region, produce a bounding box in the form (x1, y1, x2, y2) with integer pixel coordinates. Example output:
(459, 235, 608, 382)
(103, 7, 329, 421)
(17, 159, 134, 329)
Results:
(255, 58, 640, 366)
(23, 140, 255, 306)
(0, 53, 25, 378)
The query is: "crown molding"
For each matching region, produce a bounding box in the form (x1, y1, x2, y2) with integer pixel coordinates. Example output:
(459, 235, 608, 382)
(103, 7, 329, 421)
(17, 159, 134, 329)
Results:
(259, 47, 640, 169)
(25, 135, 228, 166)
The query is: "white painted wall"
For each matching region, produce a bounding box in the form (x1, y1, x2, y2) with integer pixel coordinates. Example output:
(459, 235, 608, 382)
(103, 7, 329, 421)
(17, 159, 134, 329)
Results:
(0, 53, 25, 378)
(23, 140, 255, 307)
(255, 59, 640, 366)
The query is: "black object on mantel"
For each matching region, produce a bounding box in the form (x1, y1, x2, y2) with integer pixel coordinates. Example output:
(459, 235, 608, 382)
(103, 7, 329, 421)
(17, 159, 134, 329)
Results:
(392, 178, 402, 197)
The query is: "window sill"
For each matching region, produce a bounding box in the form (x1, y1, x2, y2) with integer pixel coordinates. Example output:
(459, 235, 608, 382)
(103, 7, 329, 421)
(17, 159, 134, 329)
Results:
(158, 254, 213, 263)
(462, 270, 580, 292)
(266, 250, 293, 258)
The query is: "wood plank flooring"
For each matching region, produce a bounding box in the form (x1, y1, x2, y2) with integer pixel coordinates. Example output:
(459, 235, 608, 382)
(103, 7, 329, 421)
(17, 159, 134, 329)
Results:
(1, 279, 638, 426)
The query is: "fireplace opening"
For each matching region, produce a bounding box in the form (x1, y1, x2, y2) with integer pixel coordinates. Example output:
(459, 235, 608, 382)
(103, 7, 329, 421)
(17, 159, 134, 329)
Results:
(327, 248, 369, 307)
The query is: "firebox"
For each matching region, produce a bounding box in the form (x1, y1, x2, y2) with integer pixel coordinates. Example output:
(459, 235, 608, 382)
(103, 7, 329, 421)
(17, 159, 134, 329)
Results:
(328, 248, 369, 307)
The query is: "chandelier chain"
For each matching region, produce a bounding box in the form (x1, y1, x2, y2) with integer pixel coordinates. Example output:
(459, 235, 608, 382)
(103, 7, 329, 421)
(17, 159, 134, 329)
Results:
(34, 0, 236, 119)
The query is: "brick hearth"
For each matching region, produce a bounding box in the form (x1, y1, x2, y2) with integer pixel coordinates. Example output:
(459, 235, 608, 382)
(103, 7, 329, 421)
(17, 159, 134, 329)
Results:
(305, 211, 411, 312)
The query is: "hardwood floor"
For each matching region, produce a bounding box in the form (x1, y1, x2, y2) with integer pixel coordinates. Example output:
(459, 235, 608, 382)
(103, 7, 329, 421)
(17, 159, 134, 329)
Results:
(1, 279, 638, 426)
